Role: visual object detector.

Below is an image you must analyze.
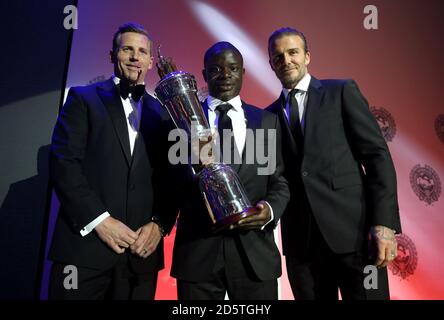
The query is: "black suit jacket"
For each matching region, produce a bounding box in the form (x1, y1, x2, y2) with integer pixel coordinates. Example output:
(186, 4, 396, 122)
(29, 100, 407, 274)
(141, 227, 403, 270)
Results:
(170, 101, 290, 282)
(49, 78, 171, 273)
(267, 77, 401, 256)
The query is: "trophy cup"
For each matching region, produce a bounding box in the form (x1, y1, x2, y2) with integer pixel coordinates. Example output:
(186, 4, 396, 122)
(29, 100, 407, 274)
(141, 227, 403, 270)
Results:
(154, 47, 257, 232)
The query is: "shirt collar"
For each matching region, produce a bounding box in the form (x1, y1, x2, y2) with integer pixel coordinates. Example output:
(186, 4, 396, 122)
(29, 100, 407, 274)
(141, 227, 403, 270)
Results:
(207, 95, 243, 113)
(112, 75, 120, 85)
(112, 75, 145, 86)
(282, 73, 311, 100)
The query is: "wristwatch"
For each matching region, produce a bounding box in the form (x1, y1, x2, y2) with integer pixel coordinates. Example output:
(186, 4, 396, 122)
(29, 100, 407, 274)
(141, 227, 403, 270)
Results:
(151, 216, 166, 237)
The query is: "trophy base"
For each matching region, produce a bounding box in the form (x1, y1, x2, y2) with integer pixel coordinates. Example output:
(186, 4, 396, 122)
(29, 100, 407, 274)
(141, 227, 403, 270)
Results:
(211, 207, 258, 233)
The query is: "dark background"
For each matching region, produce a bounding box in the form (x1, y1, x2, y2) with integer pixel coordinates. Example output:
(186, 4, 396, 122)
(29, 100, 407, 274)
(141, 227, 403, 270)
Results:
(0, 0, 73, 299)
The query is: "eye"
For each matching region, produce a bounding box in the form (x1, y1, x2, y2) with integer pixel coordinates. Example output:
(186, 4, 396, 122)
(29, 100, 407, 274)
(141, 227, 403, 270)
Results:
(272, 55, 282, 64)
(121, 47, 134, 54)
(209, 66, 221, 74)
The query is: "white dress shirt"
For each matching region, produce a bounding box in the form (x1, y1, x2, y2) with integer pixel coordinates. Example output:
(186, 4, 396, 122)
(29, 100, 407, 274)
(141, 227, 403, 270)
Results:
(80, 76, 143, 236)
(207, 95, 246, 155)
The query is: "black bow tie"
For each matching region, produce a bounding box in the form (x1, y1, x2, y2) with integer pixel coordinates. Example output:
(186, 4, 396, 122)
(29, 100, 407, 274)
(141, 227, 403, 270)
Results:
(118, 80, 145, 102)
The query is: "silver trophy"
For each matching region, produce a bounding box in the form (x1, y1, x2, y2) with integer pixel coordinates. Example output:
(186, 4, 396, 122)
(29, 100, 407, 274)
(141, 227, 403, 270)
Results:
(154, 47, 256, 232)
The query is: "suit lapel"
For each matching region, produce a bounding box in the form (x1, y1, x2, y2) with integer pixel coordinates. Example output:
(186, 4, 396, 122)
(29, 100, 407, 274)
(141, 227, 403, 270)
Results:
(131, 94, 150, 169)
(238, 103, 262, 174)
(133, 92, 162, 170)
(269, 95, 298, 156)
(303, 77, 324, 149)
(97, 79, 132, 166)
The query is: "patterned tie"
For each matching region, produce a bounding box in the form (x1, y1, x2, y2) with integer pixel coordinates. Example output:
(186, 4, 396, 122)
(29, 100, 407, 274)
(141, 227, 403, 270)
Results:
(288, 89, 304, 147)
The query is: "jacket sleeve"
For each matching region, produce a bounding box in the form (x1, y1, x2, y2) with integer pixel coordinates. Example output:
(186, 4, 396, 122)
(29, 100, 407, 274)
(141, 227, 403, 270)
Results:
(50, 88, 107, 232)
(264, 113, 290, 226)
(342, 79, 401, 232)
(152, 113, 181, 235)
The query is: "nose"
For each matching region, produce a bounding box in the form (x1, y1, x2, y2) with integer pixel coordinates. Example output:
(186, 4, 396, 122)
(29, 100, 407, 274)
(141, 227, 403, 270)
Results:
(220, 67, 231, 79)
(130, 51, 139, 61)
(283, 53, 292, 65)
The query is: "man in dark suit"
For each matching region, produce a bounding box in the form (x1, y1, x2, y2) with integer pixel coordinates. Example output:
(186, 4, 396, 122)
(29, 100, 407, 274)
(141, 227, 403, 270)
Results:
(170, 42, 289, 300)
(48, 23, 173, 299)
(266, 28, 401, 300)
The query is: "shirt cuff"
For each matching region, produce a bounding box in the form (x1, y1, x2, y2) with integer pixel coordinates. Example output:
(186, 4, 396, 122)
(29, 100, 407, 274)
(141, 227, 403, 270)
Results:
(80, 212, 110, 237)
(261, 201, 274, 230)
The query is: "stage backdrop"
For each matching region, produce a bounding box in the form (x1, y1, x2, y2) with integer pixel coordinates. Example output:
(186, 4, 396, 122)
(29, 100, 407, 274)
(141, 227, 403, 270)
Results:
(43, 0, 444, 299)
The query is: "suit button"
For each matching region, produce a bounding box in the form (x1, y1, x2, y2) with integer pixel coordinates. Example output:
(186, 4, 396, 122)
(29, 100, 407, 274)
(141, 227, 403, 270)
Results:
(129, 184, 135, 190)
(302, 171, 308, 177)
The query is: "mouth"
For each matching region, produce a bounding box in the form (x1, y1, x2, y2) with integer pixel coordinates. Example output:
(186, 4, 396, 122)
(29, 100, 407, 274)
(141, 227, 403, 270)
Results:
(282, 67, 297, 74)
(217, 82, 234, 90)
(126, 64, 141, 71)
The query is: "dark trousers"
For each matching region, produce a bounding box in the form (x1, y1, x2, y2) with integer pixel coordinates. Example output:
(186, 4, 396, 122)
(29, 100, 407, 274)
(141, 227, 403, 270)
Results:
(177, 234, 278, 300)
(49, 254, 158, 300)
(285, 209, 390, 300)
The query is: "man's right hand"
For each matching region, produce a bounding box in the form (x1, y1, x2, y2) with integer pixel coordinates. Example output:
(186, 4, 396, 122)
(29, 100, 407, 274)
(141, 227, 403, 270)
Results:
(95, 216, 139, 254)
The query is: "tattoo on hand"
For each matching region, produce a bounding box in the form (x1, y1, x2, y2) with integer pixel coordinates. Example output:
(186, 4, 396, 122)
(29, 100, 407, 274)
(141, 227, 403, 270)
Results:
(374, 226, 396, 243)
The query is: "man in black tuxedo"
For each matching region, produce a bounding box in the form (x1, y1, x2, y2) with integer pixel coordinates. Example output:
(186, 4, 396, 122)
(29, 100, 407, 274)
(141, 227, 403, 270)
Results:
(48, 23, 173, 299)
(170, 42, 289, 300)
(266, 28, 401, 300)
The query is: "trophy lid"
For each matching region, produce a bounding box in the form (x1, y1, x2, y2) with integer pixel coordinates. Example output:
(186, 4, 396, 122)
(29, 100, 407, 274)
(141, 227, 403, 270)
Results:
(155, 45, 196, 91)
(156, 45, 178, 79)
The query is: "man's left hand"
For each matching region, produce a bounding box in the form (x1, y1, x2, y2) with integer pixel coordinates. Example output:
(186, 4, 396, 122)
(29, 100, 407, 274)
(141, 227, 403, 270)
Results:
(130, 222, 162, 259)
(368, 225, 398, 268)
(232, 201, 271, 230)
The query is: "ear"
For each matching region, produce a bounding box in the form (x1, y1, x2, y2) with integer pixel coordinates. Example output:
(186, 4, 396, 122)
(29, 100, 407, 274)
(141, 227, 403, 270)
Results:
(202, 69, 207, 83)
(147, 55, 154, 70)
(269, 58, 275, 72)
(305, 51, 311, 66)
(242, 67, 245, 75)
